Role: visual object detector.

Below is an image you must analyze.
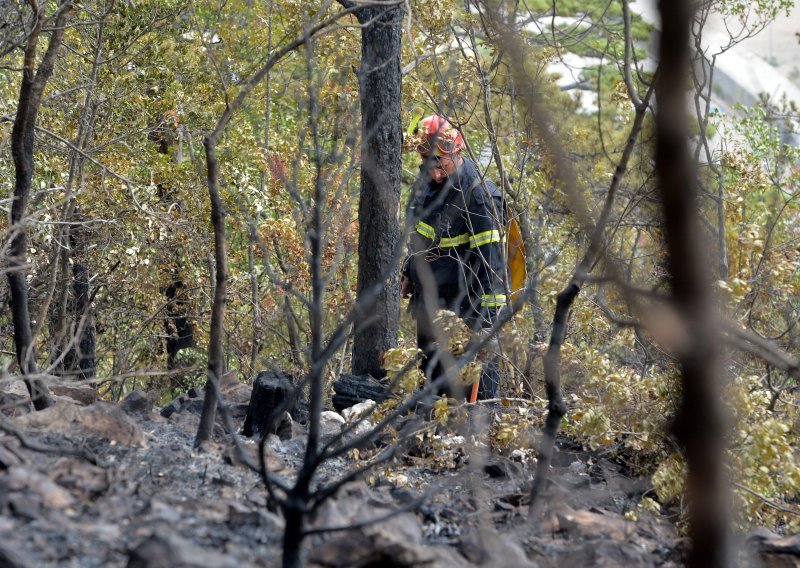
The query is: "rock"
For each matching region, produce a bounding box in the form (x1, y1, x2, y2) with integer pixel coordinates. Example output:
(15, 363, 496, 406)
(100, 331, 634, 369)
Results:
(458, 528, 538, 567)
(0, 466, 75, 511)
(120, 390, 155, 415)
(15, 401, 145, 447)
(0, 542, 32, 568)
(555, 506, 634, 540)
(127, 532, 240, 568)
(0, 392, 30, 417)
(748, 529, 800, 567)
(319, 411, 345, 437)
(276, 411, 305, 440)
(223, 440, 285, 472)
(485, 457, 523, 479)
(49, 384, 98, 405)
(0, 443, 22, 470)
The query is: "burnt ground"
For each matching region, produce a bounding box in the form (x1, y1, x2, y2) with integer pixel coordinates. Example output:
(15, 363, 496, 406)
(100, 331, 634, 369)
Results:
(0, 382, 797, 567)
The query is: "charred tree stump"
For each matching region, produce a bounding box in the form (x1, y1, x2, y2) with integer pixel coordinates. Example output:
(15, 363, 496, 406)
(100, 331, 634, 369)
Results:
(242, 372, 296, 438)
(331, 374, 389, 412)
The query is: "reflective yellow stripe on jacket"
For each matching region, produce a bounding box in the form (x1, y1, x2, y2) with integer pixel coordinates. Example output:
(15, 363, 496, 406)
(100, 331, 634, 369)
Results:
(439, 233, 469, 248)
(481, 294, 507, 307)
(415, 221, 435, 240)
(470, 230, 502, 248)
(416, 225, 501, 250)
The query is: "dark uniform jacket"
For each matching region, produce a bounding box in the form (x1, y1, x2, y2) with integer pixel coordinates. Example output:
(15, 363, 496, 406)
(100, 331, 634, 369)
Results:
(405, 157, 507, 327)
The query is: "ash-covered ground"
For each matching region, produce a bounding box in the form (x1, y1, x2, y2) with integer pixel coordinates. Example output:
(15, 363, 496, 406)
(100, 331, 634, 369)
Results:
(0, 381, 794, 567)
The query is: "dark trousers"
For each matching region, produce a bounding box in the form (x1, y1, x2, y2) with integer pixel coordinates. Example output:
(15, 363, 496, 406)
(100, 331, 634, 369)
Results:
(414, 291, 499, 400)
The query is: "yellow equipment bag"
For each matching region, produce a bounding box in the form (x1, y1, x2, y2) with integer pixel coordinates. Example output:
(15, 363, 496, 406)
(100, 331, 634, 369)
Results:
(506, 214, 527, 304)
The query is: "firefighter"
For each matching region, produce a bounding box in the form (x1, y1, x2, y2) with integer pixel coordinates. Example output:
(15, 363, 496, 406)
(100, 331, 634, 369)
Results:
(401, 115, 507, 400)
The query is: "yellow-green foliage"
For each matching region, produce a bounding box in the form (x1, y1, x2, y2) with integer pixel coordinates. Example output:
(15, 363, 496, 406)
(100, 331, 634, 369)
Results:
(565, 346, 677, 456)
(383, 347, 425, 395)
(491, 401, 541, 448)
(570, 360, 800, 531)
(728, 375, 800, 531)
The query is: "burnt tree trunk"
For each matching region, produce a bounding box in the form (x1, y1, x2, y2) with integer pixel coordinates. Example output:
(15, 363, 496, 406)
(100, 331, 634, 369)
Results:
(242, 372, 295, 438)
(191, 8, 345, 448)
(656, 2, 727, 566)
(194, 137, 228, 447)
(351, 4, 403, 379)
(165, 280, 194, 370)
(529, 83, 655, 514)
(56, 10, 106, 383)
(63, 220, 96, 380)
(8, 1, 74, 410)
(149, 120, 195, 372)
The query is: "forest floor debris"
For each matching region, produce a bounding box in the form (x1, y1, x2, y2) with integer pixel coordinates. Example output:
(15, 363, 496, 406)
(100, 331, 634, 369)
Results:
(0, 385, 795, 567)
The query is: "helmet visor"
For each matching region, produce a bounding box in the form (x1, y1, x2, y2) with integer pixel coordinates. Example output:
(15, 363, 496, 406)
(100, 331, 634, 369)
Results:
(416, 136, 457, 157)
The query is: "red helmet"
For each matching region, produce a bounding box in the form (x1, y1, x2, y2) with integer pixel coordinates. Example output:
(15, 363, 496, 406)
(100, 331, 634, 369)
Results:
(414, 115, 465, 157)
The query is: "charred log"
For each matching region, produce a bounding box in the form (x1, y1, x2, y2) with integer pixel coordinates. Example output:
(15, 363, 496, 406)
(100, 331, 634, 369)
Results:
(331, 373, 389, 412)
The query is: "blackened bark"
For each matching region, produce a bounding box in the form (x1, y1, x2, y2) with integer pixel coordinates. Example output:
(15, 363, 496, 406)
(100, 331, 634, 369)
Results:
(656, 2, 727, 566)
(194, 138, 228, 447)
(190, 4, 365, 453)
(242, 372, 295, 438)
(283, 295, 303, 368)
(151, 120, 195, 370)
(8, 1, 74, 410)
(281, 506, 306, 568)
(331, 373, 389, 411)
(165, 280, 194, 370)
(529, 83, 655, 514)
(64, 238, 96, 380)
(527, 283, 574, 508)
(351, 5, 403, 378)
(192, 5, 362, 447)
(52, 9, 105, 383)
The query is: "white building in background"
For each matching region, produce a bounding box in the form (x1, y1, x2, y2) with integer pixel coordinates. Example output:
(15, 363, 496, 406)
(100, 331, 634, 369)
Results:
(631, 0, 800, 147)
